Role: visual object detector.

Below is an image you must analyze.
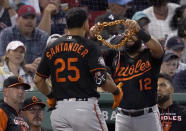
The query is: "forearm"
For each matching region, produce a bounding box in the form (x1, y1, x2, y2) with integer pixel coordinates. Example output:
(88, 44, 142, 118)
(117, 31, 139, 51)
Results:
(101, 73, 118, 93)
(37, 11, 51, 34)
(136, 29, 164, 58)
(34, 75, 51, 96)
(146, 36, 164, 58)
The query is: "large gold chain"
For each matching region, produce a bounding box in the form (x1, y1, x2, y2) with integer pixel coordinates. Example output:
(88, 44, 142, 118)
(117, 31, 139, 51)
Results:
(94, 20, 136, 49)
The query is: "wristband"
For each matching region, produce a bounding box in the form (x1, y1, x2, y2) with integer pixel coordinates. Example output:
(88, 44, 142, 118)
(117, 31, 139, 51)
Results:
(136, 29, 151, 43)
(46, 91, 54, 98)
(112, 88, 120, 95)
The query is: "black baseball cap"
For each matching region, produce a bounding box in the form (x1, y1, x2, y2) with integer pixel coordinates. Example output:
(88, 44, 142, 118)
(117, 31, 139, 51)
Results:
(166, 36, 185, 50)
(163, 51, 179, 62)
(3, 75, 30, 90)
(22, 96, 46, 111)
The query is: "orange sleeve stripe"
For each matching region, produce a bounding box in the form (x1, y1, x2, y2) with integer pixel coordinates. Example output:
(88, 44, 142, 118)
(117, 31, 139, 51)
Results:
(36, 72, 49, 78)
(0, 109, 8, 131)
(89, 68, 106, 73)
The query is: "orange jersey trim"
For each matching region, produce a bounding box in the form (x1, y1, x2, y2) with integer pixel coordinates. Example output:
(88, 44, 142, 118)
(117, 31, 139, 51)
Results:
(89, 68, 106, 73)
(0, 109, 8, 131)
(36, 72, 49, 78)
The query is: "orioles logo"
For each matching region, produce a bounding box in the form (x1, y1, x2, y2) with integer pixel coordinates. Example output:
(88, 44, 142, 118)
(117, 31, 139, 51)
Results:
(32, 96, 39, 103)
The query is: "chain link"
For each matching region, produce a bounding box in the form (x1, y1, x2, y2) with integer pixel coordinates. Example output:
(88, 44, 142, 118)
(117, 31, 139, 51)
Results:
(94, 20, 137, 50)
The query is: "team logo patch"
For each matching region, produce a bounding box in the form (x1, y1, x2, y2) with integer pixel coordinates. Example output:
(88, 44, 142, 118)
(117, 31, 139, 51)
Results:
(98, 57, 105, 66)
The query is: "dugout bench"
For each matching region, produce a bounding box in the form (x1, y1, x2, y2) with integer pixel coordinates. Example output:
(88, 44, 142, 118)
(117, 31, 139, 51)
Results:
(0, 92, 186, 129)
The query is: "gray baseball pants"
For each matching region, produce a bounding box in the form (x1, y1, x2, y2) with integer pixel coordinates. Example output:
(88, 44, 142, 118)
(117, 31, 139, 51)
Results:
(115, 105, 162, 131)
(50, 97, 108, 131)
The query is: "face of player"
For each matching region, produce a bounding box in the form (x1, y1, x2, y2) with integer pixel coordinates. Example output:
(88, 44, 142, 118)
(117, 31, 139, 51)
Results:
(17, 15, 36, 36)
(160, 59, 179, 77)
(6, 47, 25, 65)
(124, 39, 142, 54)
(84, 19, 89, 36)
(4, 86, 25, 105)
(157, 77, 172, 104)
(23, 105, 44, 127)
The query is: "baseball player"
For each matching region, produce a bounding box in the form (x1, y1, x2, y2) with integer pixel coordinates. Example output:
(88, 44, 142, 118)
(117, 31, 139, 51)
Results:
(91, 19, 164, 131)
(34, 7, 122, 131)
(158, 73, 186, 131)
(114, 20, 164, 131)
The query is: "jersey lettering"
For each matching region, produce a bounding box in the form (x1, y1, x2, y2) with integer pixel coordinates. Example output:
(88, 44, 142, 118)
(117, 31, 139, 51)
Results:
(139, 78, 152, 91)
(115, 59, 151, 82)
(55, 58, 80, 82)
(46, 42, 88, 60)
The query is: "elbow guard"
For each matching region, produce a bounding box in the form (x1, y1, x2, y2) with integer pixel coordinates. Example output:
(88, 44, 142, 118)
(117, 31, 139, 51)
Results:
(94, 71, 106, 87)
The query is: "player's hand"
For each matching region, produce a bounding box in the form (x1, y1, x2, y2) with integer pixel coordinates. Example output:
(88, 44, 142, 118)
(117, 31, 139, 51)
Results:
(124, 19, 140, 32)
(47, 98, 56, 111)
(89, 22, 101, 38)
(112, 82, 123, 109)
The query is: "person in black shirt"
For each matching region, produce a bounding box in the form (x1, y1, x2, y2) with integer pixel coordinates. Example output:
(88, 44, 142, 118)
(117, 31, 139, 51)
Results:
(90, 16, 164, 131)
(0, 75, 30, 131)
(34, 7, 122, 131)
(158, 73, 186, 131)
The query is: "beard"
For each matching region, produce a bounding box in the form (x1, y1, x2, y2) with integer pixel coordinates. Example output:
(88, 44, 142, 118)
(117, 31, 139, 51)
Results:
(124, 40, 142, 54)
(157, 95, 170, 104)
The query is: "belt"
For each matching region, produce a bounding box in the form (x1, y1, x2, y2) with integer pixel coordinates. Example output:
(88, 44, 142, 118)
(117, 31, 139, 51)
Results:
(57, 98, 89, 101)
(118, 108, 153, 117)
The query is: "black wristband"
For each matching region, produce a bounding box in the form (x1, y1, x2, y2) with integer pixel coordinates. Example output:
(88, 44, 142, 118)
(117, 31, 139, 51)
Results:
(136, 29, 151, 43)
(112, 88, 120, 95)
(46, 92, 54, 98)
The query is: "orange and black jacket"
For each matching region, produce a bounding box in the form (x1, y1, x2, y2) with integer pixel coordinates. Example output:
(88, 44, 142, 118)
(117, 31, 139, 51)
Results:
(0, 101, 29, 131)
(159, 104, 186, 131)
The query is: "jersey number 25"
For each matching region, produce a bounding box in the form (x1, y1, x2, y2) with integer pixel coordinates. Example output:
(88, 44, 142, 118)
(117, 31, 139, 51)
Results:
(55, 57, 80, 82)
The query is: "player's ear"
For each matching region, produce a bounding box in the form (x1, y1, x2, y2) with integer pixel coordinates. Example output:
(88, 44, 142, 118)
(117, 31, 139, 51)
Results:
(82, 19, 89, 32)
(168, 85, 174, 94)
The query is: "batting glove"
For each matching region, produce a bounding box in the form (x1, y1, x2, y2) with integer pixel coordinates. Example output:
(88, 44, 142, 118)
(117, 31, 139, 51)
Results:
(47, 98, 56, 111)
(112, 82, 123, 109)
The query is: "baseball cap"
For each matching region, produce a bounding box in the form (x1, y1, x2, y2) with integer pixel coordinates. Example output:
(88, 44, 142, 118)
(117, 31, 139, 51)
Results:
(46, 34, 61, 47)
(166, 36, 185, 50)
(22, 96, 46, 111)
(108, 0, 132, 5)
(6, 40, 26, 52)
(95, 13, 120, 23)
(18, 5, 36, 17)
(3, 75, 31, 90)
(132, 11, 150, 22)
(163, 50, 179, 62)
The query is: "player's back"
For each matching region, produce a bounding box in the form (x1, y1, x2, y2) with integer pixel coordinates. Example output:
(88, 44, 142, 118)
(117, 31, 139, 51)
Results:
(42, 35, 104, 100)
